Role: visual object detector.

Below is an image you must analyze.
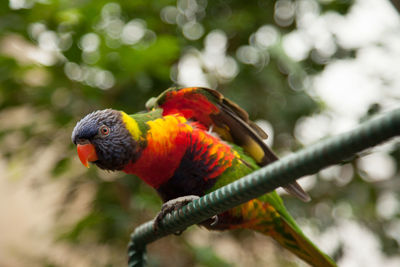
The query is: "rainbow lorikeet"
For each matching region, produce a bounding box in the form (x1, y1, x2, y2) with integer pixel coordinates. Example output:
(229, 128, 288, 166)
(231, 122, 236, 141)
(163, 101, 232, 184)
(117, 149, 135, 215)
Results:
(72, 87, 336, 267)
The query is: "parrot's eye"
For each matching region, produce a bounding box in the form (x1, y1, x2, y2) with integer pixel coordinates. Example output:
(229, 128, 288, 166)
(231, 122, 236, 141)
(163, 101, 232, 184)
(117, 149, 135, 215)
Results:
(99, 125, 110, 137)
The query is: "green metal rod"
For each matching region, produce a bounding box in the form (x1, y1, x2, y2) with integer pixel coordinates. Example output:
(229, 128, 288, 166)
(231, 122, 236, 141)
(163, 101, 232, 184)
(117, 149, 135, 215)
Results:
(128, 108, 400, 267)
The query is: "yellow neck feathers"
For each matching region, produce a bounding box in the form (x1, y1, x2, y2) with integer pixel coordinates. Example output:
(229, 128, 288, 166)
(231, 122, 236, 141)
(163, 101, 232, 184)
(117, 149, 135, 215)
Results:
(120, 111, 142, 140)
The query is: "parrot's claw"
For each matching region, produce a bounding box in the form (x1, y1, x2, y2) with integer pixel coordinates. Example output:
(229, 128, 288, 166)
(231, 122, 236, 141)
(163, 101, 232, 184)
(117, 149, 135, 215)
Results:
(153, 195, 200, 234)
(209, 214, 218, 226)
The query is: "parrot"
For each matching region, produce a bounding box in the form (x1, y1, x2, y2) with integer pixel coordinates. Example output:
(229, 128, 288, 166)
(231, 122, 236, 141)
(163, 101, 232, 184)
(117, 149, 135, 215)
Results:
(71, 87, 336, 267)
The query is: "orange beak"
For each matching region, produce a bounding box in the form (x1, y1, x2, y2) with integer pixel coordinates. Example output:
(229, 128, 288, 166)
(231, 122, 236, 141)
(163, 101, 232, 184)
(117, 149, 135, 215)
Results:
(77, 143, 98, 168)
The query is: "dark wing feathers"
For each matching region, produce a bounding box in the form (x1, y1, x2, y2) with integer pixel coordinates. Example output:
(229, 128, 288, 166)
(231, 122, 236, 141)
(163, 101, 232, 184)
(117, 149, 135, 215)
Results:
(213, 96, 310, 202)
(249, 121, 269, 139)
(203, 88, 268, 139)
(148, 87, 310, 202)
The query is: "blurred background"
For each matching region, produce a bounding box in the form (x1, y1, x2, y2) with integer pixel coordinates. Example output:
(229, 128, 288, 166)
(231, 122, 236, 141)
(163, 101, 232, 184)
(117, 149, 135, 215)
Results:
(1, 0, 400, 266)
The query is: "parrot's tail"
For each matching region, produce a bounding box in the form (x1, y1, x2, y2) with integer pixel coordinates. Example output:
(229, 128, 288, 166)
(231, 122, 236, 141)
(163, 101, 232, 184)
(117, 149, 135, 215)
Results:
(248, 219, 337, 267)
(208, 198, 337, 267)
(205, 198, 337, 267)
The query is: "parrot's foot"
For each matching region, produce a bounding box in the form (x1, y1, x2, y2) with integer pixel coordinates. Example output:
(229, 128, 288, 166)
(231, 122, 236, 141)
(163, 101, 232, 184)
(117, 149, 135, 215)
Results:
(154, 195, 200, 235)
(153, 195, 218, 235)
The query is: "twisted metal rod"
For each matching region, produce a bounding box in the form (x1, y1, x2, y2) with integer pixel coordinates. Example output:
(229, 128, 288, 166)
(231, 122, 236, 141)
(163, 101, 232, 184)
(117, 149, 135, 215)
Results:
(128, 108, 400, 267)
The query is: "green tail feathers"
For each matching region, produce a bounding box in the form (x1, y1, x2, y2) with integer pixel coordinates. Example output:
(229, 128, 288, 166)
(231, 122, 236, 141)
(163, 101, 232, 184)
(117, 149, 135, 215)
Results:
(229, 196, 337, 267)
(249, 218, 337, 267)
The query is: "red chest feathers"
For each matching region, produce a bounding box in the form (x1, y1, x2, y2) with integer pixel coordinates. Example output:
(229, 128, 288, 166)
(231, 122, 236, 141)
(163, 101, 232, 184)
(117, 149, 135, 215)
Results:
(123, 115, 235, 189)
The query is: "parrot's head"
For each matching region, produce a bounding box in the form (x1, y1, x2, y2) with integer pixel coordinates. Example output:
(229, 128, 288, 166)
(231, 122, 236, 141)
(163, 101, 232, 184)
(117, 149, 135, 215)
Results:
(71, 109, 140, 171)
